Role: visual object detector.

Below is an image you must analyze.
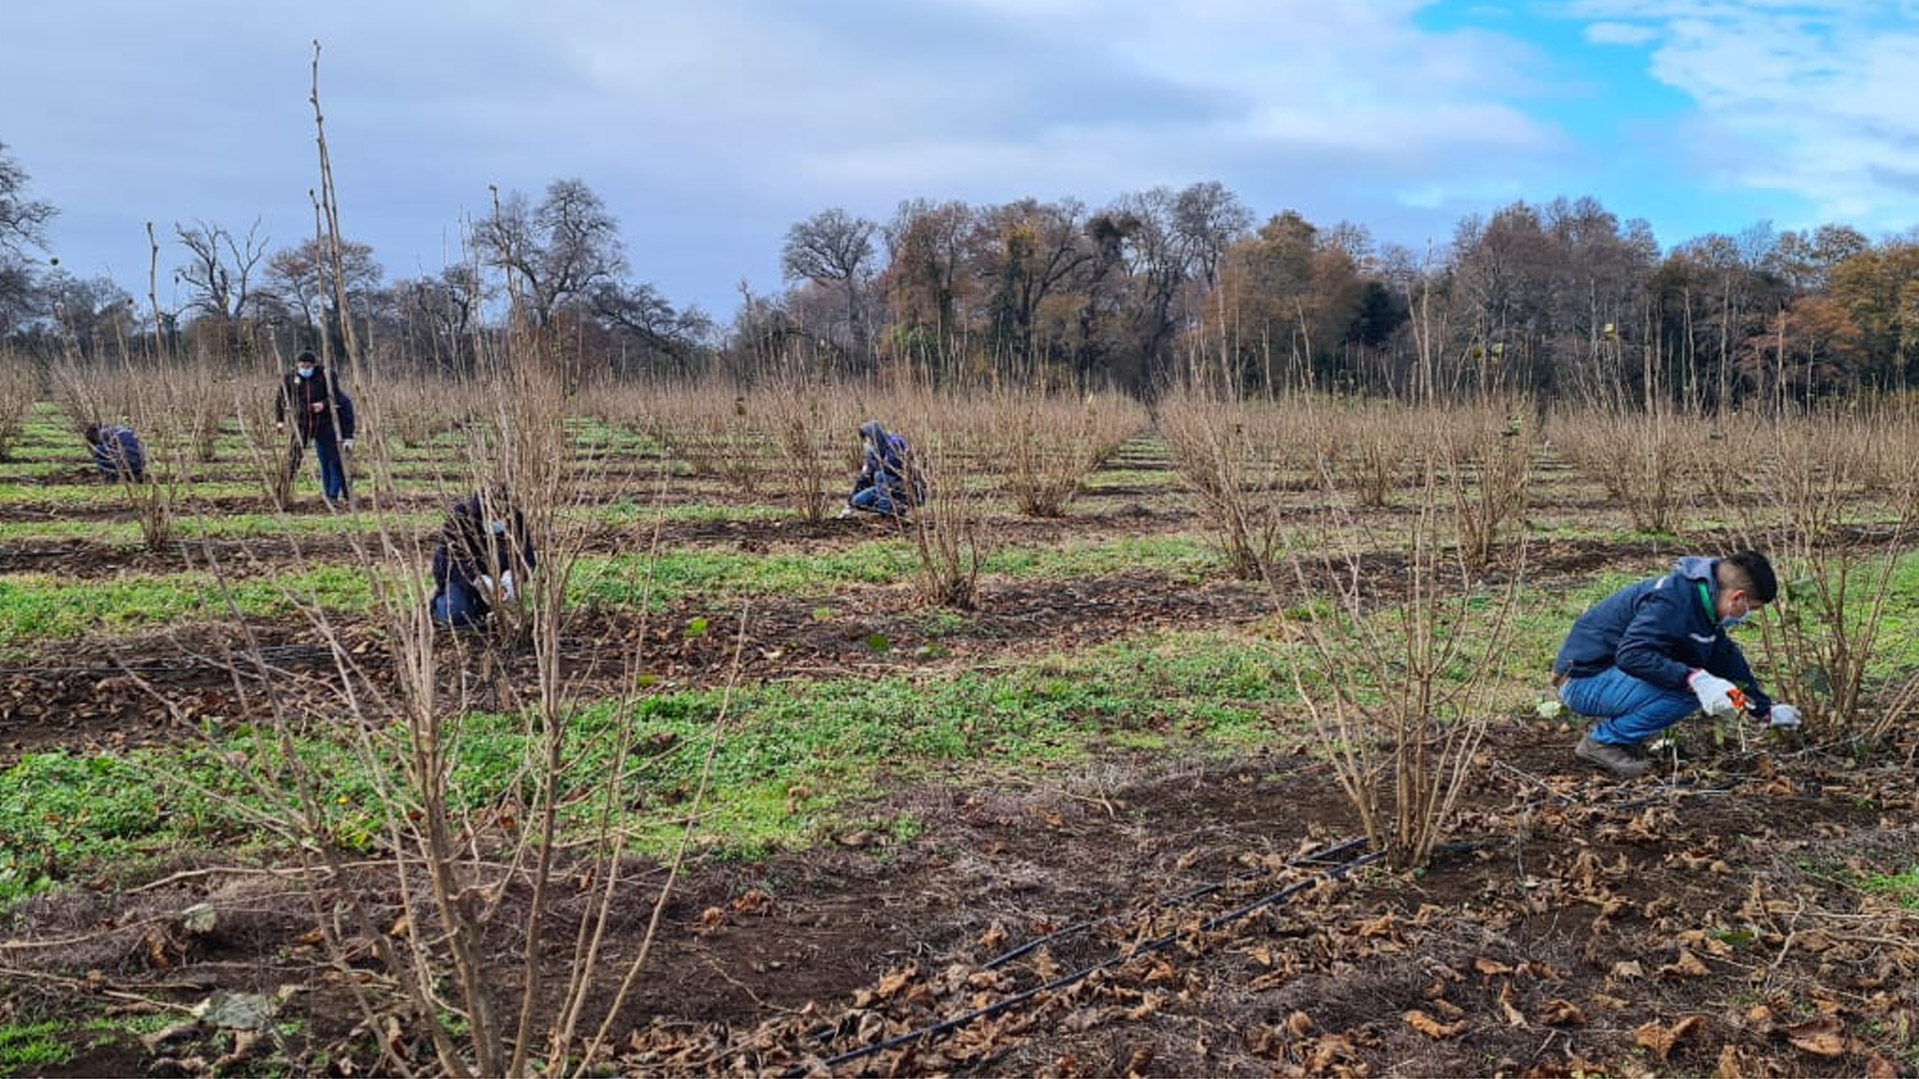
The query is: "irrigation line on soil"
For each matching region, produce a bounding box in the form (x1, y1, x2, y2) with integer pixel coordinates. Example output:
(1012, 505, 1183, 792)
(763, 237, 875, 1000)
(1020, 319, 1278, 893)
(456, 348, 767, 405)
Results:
(804, 838, 1381, 1075)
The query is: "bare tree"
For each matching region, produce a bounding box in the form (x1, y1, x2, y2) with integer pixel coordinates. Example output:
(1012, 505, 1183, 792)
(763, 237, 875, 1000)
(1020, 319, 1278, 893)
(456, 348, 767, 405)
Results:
(391, 265, 487, 371)
(264, 235, 383, 335)
(0, 142, 56, 336)
(174, 218, 271, 354)
(588, 279, 709, 375)
(474, 178, 628, 329)
(781, 207, 879, 364)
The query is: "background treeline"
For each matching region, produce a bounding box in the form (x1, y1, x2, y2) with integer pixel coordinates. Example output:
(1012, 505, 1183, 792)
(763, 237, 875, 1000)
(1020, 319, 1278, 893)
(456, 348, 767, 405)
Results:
(4, 139, 1916, 407)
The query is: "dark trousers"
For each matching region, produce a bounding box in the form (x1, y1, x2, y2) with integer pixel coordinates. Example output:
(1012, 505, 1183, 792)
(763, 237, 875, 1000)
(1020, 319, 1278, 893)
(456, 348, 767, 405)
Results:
(288, 434, 348, 501)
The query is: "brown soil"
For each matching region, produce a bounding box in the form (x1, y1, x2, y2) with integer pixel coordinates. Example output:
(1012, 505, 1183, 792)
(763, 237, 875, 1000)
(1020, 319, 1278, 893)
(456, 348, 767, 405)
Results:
(6, 476, 1919, 1075)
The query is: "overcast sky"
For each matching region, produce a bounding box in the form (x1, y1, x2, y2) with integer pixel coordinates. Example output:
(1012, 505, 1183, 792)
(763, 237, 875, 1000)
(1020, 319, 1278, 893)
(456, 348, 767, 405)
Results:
(5, 0, 1918, 322)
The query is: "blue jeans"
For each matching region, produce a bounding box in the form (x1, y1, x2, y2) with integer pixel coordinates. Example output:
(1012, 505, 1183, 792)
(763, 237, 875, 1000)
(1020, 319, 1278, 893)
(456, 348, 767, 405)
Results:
(313, 437, 347, 501)
(1558, 667, 1699, 746)
(431, 582, 483, 629)
(850, 485, 907, 516)
(290, 435, 348, 501)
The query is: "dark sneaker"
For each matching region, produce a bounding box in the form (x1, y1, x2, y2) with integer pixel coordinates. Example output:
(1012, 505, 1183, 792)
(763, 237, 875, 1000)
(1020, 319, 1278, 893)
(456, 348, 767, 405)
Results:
(1575, 733, 1651, 779)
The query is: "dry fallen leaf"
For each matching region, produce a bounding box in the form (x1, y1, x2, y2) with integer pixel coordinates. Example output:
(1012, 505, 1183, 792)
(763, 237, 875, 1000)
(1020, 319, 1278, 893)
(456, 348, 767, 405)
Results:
(1496, 983, 1527, 1028)
(1474, 956, 1513, 977)
(1404, 1009, 1466, 1039)
(876, 963, 917, 1000)
(1536, 998, 1587, 1027)
(1787, 1017, 1846, 1057)
(1657, 949, 1710, 978)
(1634, 1014, 1702, 1062)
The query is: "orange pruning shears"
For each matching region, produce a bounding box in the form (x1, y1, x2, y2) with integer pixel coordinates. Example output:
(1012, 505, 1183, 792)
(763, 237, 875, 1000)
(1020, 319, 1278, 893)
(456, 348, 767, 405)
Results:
(1727, 687, 1755, 716)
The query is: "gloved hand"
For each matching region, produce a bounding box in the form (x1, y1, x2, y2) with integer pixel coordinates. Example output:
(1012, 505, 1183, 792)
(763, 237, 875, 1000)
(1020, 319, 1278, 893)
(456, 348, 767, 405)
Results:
(1767, 704, 1803, 730)
(496, 571, 516, 602)
(1687, 669, 1743, 719)
(341, 438, 354, 451)
(476, 574, 497, 600)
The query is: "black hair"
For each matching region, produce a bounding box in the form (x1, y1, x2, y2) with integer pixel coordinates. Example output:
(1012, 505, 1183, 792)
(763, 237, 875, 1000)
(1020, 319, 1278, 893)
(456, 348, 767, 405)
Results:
(83, 423, 102, 445)
(1721, 550, 1778, 605)
(295, 350, 317, 365)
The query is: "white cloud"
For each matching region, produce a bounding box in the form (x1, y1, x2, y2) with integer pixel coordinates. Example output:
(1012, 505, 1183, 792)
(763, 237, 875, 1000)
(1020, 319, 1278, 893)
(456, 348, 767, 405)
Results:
(1584, 21, 1660, 45)
(1561, 0, 1919, 230)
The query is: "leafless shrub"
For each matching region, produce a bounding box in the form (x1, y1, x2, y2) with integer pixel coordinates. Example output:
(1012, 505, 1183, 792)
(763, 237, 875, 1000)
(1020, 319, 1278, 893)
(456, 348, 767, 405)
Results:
(1284, 459, 1522, 869)
(0, 354, 37, 461)
(51, 354, 183, 549)
(1436, 403, 1533, 571)
(657, 378, 768, 495)
(368, 370, 467, 449)
(1158, 386, 1290, 581)
(1550, 405, 1691, 534)
(1728, 410, 1912, 747)
(759, 370, 850, 521)
(1312, 398, 1412, 509)
(880, 386, 993, 608)
(990, 387, 1148, 517)
(231, 361, 294, 509)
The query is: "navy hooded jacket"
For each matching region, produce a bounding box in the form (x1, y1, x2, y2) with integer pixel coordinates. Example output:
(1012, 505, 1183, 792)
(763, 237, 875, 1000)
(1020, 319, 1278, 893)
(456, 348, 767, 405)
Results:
(431, 492, 537, 616)
(855, 420, 925, 505)
(1552, 555, 1773, 717)
(89, 425, 146, 481)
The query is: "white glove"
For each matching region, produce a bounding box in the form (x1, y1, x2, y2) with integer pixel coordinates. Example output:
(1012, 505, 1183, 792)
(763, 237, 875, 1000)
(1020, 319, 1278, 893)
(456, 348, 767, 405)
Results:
(496, 571, 516, 601)
(341, 438, 354, 451)
(476, 574, 497, 600)
(1687, 670, 1742, 719)
(1767, 704, 1802, 729)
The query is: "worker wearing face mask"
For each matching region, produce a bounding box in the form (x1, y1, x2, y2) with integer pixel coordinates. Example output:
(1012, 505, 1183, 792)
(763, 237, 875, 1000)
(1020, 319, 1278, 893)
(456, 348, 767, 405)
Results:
(1551, 551, 1800, 779)
(429, 487, 538, 630)
(274, 349, 356, 503)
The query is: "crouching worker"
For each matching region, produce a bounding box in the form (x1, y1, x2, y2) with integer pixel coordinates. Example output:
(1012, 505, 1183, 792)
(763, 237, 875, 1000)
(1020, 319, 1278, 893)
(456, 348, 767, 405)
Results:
(84, 423, 147, 482)
(839, 419, 926, 519)
(1552, 551, 1801, 779)
(429, 489, 538, 630)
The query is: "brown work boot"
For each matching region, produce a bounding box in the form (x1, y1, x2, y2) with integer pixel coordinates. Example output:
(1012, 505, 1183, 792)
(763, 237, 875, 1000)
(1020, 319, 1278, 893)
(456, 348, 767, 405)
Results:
(1574, 733, 1651, 779)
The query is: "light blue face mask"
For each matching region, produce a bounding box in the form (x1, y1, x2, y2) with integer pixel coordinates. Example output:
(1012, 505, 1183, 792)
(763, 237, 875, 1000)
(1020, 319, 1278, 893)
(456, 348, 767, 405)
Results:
(1719, 611, 1752, 629)
(490, 520, 507, 535)
(297, 366, 315, 379)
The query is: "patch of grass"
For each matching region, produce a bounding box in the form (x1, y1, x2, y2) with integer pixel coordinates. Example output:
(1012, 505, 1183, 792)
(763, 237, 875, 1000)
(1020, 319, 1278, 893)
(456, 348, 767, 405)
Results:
(0, 1021, 74, 1071)
(573, 544, 921, 608)
(0, 565, 378, 644)
(1857, 866, 1919, 910)
(0, 626, 1305, 893)
(981, 534, 1221, 582)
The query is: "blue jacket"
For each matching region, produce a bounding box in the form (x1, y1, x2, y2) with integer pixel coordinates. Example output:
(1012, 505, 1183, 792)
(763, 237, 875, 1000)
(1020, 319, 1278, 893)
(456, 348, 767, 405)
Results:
(90, 425, 146, 480)
(854, 420, 925, 506)
(431, 493, 537, 616)
(276, 364, 356, 442)
(1553, 556, 1772, 717)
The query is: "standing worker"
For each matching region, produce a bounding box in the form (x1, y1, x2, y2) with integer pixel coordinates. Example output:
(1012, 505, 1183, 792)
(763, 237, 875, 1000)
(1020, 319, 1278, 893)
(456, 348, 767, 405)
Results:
(275, 349, 355, 503)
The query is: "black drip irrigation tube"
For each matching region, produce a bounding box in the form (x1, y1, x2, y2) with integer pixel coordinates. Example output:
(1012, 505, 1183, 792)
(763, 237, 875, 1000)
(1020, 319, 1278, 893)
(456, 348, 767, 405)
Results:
(796, 837, 1381, 1076)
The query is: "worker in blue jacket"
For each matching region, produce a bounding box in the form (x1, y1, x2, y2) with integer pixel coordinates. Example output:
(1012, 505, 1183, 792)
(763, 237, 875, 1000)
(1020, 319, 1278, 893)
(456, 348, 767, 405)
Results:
(275, 350, 356, 503)
(840, 419, 926, 519)
(83, 423, 146, 482)
(430, 489, 538, 630)
(1552, 551, 1800, 779)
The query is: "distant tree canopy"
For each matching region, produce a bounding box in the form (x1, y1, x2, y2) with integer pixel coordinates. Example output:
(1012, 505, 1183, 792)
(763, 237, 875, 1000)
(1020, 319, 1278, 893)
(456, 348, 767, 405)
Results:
(5, 140, 1919, 409)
